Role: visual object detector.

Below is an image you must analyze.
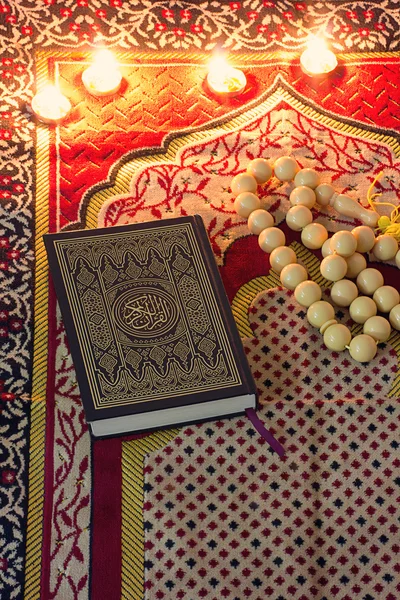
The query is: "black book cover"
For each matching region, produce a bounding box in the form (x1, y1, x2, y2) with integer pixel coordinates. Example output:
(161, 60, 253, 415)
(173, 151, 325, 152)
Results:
(44, 216, 256, 424)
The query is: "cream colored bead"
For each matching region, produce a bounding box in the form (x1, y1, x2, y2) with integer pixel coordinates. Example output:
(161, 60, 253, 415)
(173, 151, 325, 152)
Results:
(320, 319, 338, 335)
(289, 186, 316, 209)
(356, 268, 384, 296)
(323, 323, 352, 351)
(389, 304, 400, 330)
(372, 234, 398, 261)
(345, 252, 367, 279)
(280, 263, 308, 290)
(352, 226, 376, 253)
(270, 246, 297, 274)
(363, 316, 391, 342)
(258, 227, 286, 253)
(231, 173, 258, 196)
(294, 168, 321, 189)
(320, 254, 347, 282)
(396, 250, 400, 269)
(348, 334, 377, 362)
(301, 223, 328, 250)
(330, 230, 357, 257)
(373, 285, 400, 313)
(314, 183, 335, 207)
(247, 209, 274, 235)
(286, 205, 313, 231)
(246, 158, 272, 184)
(349, 296, 377, 324)
(273, 156, 299, 182)
(330, 279, 358, 307)
(321, 238, 334, 258)
(307, 301, 335, 329)
(233, 192, 260, 217)
(294, 280, 322, 307)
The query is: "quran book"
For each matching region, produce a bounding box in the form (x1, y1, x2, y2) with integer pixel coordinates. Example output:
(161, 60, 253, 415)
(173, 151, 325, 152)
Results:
(44, 216, 256, 437)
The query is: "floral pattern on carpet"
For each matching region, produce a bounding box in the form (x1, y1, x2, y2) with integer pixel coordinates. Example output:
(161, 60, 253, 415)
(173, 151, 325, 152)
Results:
(100, 99, 400, 264)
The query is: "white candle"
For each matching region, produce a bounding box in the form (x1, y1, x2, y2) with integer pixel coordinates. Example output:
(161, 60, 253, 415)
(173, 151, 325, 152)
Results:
(31, 84, 71, 124)
(300, 37, 337, 77)
(82, 49, 122, 97)
(206, 55, 246, 97)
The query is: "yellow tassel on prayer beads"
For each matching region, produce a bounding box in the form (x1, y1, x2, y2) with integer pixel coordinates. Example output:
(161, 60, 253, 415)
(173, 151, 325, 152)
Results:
(367, 172, 400, 241)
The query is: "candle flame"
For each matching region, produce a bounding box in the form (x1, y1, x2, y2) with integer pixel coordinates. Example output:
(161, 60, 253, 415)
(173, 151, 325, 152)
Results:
(301, 35, 337, 76)
(207, 53, 246, 94)
(92, 49, 119, 70)
(39, 84, 66, 101)
(208, 54, 231, 77)
(306, 36, 329, 54)
(83, 49, 122, 96)
(31, 83, 71, 122)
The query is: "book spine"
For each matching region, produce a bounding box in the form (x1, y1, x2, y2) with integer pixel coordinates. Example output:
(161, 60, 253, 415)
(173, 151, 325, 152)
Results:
(44, 236, 96, 420)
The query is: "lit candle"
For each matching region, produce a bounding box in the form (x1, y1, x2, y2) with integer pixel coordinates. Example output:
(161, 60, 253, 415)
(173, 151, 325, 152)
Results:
(31, 84, 71, 124)
(300, 37, 337, 77)
(82, 49, 122, 97)
(206, 55, 246, 97)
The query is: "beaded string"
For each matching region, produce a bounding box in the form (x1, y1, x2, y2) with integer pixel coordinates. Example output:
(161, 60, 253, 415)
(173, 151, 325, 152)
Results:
(231, 157, 400, 363)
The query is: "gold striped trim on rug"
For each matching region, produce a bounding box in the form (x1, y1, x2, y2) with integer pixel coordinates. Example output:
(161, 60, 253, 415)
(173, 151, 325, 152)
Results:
(121, 430, 179, 600)
(37, 49, 400, 64)
(91, 50, 400, 62)
(24, 117, 50, 598)
(388, 332, 400, 397)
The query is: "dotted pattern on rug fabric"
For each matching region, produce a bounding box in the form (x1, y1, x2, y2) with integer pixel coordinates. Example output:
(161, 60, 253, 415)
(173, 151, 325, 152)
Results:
(143, 399, 400, 600)
(243, 287, 398, 404)
(142, 288, 400, 600)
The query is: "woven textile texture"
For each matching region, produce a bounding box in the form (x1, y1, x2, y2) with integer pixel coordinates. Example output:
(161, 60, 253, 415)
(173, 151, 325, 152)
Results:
(1, 2, 400, 600)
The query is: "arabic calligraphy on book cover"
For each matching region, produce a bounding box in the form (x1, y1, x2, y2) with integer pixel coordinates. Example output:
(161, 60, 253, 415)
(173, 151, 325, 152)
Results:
(53, 222, 242, 410)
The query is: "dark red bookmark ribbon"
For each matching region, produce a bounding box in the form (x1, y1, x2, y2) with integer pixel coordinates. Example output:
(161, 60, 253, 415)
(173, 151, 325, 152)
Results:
(245, 408, 285, 457)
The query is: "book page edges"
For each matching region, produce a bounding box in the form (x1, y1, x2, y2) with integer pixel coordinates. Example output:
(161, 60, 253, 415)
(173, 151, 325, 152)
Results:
(90, 392, 256, 437)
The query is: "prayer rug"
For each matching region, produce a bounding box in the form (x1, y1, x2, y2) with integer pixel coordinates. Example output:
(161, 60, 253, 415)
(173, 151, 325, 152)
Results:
(31, 49, 400, 600)
(1, 2, 400, 599)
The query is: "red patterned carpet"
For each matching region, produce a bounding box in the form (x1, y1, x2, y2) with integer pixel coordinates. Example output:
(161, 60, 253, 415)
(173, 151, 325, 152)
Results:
(1, 3, 400, 600)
